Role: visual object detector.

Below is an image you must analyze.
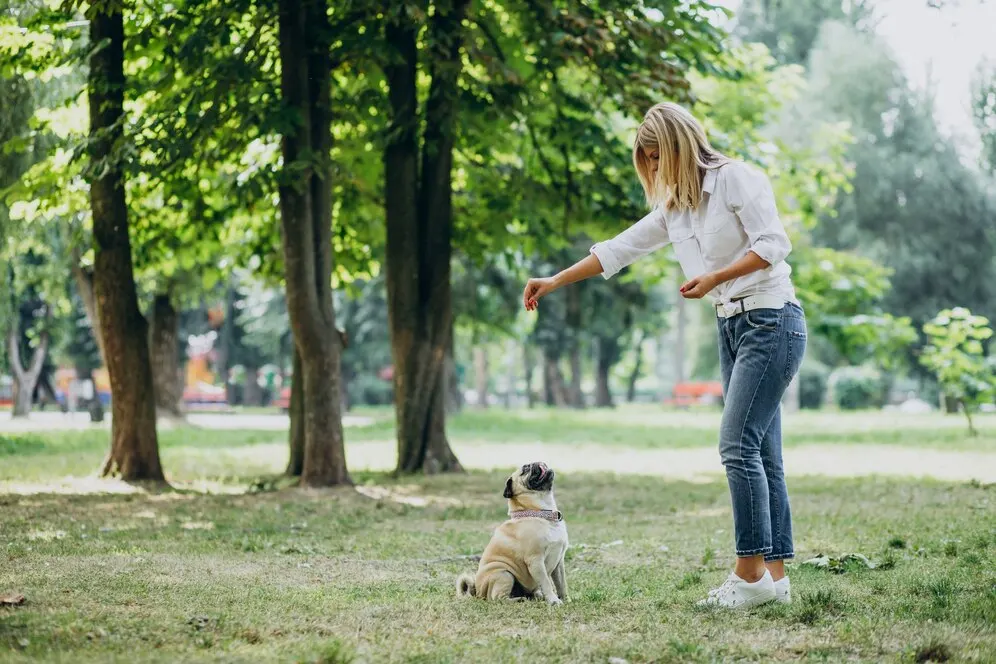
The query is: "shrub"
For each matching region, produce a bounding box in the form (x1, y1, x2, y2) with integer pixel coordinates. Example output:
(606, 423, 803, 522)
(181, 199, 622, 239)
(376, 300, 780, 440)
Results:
(829, 366, 886, 410)
(799, 360, 830, 409)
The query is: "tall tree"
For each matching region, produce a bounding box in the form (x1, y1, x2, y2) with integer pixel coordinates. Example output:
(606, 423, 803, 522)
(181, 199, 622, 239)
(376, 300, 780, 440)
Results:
(277, 0, 350, 486)
(86, 2, 164, 481)
(5, 302, 49, 418)
(382, 0, 470, 474)
(735, 0, 873, 66)
(149, 292, 184, 419)
(804, 22, 996, 337)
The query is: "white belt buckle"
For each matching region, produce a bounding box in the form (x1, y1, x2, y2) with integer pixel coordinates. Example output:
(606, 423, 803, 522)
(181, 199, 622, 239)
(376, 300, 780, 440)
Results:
(717, 298, 747, 318)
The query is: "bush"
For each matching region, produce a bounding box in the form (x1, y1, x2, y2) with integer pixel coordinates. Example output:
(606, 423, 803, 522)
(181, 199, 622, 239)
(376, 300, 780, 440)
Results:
(799, 360, 830, 409)
(347, 374, 393, 406)
(829, 366, 887, 410)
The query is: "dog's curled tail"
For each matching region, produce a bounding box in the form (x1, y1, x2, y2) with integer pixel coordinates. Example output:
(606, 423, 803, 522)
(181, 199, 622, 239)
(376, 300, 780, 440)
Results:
(455, 573, 476, 598)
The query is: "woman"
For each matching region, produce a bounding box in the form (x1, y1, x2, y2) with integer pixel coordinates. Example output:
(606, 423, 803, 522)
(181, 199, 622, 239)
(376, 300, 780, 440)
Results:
(522, 102, 807, 609)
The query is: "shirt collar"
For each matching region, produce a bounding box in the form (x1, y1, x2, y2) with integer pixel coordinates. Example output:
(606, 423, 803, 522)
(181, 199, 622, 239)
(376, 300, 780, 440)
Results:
(702, 167, 719, 195)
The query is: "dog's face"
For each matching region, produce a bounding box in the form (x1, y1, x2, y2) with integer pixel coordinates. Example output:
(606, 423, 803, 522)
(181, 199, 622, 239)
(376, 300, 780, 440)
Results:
(503, 461, 555, 499)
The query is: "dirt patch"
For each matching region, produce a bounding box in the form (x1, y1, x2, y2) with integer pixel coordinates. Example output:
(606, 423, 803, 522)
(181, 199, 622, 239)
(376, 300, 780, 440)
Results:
(347, 442, 996, 483)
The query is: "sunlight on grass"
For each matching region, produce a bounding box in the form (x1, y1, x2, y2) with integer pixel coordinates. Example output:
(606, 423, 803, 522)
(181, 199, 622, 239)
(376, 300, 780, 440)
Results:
(1, 473, 993, 662)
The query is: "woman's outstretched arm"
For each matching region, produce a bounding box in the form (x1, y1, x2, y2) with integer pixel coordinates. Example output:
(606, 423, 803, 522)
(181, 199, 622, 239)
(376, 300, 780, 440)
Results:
(523, 254, 604, 311)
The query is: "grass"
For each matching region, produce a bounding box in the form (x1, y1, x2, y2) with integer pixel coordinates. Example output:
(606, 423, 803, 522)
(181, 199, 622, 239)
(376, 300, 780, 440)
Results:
(1, 472, 994, 663)
(1, 408, 995, 662)
(2, 408, 994, 487)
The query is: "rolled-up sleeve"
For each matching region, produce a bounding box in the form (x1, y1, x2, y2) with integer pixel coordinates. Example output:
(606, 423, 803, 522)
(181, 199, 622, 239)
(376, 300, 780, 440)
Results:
(590, 208, 670, 279)
(725, 164, 791, 266)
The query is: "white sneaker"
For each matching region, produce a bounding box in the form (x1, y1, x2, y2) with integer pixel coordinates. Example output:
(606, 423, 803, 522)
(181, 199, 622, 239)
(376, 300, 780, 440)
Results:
(774, 576, 791, 604)
(698, 570, 776, 609)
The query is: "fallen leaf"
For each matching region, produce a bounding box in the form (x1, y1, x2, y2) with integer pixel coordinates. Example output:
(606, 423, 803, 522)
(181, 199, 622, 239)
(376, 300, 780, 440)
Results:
(181, 521, 215, 531)
(0, 593, 25, 607)
(801, 553, 878, 574)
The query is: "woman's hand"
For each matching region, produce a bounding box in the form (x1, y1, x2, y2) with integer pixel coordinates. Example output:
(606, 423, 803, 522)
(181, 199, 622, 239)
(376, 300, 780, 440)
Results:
(523, 276, 558, 311)
(680, 272, 720, 299)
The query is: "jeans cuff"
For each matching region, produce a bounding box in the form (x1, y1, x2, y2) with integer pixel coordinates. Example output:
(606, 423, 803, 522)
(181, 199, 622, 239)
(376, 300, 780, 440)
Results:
(736, 546, 773, 557)
(764, 552, 794, 562)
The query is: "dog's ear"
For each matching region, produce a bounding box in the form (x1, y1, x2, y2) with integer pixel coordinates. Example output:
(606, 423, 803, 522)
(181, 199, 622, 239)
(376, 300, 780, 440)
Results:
(503, 477, 514, 499)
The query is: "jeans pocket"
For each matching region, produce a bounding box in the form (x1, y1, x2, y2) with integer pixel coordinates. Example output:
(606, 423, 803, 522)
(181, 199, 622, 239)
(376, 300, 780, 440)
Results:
(745, 308, 779, 332)
(784, 315, 807, 380)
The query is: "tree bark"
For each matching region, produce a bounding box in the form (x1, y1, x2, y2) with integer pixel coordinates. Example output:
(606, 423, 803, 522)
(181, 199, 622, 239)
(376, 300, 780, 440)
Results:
(87, 5, 164, 482)
(594, 337, 617, 409)
(473, 345, 489, 408)
(543, 354, 569, 407)
(384, 0, 470, 474)
(565, 285, 585, 408)
(445, 324, 462, 413)
(277, 0, 350, 487)
(243, 365, 262, 406)
(150, 293, 184, 419)
(70, 254, 106, 366)
(286, 345, 305, 476)
(7, 317, 48, 418)
(523, 345, 536, 408)
(626, 331, 645, 403)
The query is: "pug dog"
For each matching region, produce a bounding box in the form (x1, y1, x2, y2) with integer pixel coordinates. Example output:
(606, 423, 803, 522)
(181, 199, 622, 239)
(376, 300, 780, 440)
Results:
(455, 462, 568, 605)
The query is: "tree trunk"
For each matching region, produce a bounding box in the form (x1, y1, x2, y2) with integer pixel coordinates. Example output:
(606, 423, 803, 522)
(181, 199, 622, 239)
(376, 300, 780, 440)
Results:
(277, 0, 350, 487)
(473, 345, 489, 408)
(565, 285, 585, 408)
(70, 255, 106, 366)
(286, 345, 305, 476)
(523, 345, 536, 408)
(445, 325, 462, 413)
(384, 0, 470, 474)
(594, 337, 617, 409)
(87, 6, 164, 482)
(150, 293, 184, 419)
(626, 332, 644, 403)
(7, 319, 48, 418)
(78, 368, 105, 423)
(243, 365, 262, 407)
(543, 354, 569, 407)
(962, 401, 977, 436)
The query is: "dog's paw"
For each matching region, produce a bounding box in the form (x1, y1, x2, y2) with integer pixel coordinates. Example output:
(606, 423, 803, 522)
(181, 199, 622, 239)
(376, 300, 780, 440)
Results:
(547, 597, 563, 606)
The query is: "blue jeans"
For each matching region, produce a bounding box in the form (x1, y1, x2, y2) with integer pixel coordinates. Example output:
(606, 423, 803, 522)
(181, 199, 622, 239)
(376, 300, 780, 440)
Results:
(717, 303, 807, 560)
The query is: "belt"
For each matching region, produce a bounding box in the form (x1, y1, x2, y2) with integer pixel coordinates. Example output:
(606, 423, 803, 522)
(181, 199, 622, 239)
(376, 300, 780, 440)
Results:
(715, 294, 787, 319)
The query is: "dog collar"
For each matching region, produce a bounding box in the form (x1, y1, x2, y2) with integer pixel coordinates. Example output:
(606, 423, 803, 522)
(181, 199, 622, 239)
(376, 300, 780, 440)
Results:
(510, 509, 563, 522)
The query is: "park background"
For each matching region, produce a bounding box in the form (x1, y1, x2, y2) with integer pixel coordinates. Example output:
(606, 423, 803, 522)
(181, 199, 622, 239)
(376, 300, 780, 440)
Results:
(2, 0, 996, 662)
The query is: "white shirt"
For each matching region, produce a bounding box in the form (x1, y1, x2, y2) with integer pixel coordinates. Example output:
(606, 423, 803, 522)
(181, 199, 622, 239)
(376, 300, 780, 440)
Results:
(590, 161, 798, 312)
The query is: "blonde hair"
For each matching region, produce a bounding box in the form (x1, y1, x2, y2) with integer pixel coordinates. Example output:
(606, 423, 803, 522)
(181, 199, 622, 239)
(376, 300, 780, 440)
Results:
(633, 102, 729, 211)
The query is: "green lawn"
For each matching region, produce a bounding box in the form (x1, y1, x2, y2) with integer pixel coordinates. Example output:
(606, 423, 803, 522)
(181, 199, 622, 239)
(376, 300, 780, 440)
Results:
(2, 473, 994, 662)
(1, 410, 995, 662)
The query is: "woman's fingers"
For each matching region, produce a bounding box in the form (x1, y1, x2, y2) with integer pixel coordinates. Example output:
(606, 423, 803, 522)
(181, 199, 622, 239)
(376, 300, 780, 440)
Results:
(524, 279, 548, 311)
(680, 278, 706, 299)
(523, 280, 540, 310)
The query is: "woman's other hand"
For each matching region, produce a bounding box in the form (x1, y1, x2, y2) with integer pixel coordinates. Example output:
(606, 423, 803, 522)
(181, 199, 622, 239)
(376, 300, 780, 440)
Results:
(523, 277, 558, 311)
(680, 273, 720, 299)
